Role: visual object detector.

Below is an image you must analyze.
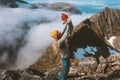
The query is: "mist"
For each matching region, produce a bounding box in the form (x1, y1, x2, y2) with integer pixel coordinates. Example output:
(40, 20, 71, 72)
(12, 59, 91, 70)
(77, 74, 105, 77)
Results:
(0, 6, 93, 69)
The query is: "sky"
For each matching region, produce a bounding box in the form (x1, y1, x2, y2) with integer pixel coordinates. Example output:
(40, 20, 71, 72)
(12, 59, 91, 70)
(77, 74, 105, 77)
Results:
(25, 0, 120, 7)
(25, 0, 120, 13)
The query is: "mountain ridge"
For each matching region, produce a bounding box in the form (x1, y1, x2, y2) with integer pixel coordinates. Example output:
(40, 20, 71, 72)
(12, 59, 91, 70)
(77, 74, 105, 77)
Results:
(90, 7, 120, 39)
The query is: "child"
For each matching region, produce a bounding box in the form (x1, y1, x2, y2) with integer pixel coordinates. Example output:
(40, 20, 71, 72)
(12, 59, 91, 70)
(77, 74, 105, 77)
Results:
(61, 13, 73, 39)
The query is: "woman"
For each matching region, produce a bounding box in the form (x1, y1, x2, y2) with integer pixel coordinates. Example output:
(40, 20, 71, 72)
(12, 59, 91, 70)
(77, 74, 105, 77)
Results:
(50, 13, 74, 80)
(50, 30, 71, 80)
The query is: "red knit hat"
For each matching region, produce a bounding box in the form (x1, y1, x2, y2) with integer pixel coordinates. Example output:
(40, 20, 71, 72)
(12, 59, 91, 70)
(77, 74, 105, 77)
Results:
(61, 13, 68, 21)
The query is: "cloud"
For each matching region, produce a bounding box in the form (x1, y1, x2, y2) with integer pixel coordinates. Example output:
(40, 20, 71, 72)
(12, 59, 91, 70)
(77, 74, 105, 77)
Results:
(0, 7, 60, 69)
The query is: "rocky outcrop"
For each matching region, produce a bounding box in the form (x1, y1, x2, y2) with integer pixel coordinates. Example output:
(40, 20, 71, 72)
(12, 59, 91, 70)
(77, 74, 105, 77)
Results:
(0, 54, 120, 80)
(69, 53, 120, 80)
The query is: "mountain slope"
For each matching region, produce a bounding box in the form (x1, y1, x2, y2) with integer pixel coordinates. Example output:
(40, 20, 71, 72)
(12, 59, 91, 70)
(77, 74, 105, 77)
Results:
(69, 7, 120, 59)
(31, 7, 120, 70)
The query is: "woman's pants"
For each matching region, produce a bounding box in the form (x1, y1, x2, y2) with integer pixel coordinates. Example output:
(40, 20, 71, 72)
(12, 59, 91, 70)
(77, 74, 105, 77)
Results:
(59, 58, 70, 80)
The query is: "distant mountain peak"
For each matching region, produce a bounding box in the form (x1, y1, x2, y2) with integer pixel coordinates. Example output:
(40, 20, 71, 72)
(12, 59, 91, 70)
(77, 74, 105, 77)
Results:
(33, 2, 81, 14)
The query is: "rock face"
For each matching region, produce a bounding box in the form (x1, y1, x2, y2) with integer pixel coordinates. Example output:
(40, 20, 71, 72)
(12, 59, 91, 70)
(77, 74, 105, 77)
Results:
(90, 7, 120, 38)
